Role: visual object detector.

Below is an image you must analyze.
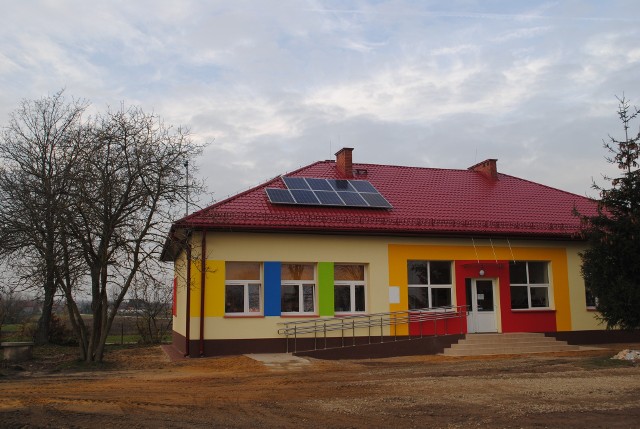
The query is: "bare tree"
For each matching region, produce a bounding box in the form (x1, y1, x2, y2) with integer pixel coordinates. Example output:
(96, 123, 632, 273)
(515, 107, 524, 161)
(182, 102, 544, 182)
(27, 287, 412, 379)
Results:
(131, 268, 173, 344)
(1, 92, 203, 361)
(0, 91, 87, 344)
(0, 272, 28, 342)
(57, 106, 203, 362)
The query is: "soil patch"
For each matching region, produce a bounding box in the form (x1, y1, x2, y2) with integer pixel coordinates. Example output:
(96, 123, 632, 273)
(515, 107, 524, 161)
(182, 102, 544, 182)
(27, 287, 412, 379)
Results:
(0, 344, 639, 428)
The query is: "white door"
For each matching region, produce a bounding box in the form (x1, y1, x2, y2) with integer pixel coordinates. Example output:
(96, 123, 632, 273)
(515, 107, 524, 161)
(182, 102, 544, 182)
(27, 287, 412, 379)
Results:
(466, 279, 497, 333)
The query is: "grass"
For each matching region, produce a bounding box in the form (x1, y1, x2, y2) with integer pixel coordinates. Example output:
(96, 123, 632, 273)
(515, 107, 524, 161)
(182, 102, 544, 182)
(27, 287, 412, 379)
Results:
(1, 324, 21, 333)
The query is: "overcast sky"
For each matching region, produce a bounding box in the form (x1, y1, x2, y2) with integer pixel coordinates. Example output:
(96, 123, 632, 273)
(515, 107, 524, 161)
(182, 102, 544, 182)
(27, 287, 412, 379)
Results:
(2, 0, 639, 207)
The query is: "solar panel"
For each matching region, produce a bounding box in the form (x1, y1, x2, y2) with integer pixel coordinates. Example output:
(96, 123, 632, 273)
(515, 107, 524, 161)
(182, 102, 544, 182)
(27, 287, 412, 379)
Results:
(328, 179, 355, 191)
(267, 177, 392, 209)
(315, 190, 345, 205)
(349, 180, 377, 193)
(337, 191, 368, 206)
(291, 189, 320, 204)
(306, 178, 333, 191)
(265, 188, 295, 204)
(282, 177, 310, 189)
(360, 192, 392, 208)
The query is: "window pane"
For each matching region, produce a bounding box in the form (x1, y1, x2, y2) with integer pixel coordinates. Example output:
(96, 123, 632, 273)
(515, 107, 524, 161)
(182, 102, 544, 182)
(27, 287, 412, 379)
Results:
(408, 261, 429, 284)
(248, 283, 261, 313)
(509, 262, 528, 284)
(431, 287, 452, 307)
(528, 262, 549, 284)
(226, 262, 260, 280)
(303, 284, 315, 312)
(430, 261, 451, 284)
(585, 286, 597, 308)
(281, 285, 299, 312)
(334, 285, 351, 312)
(335, 264, 365, 281)
(530, 287, 549, 307)
(354, 285, 365, 312)
(408, 286, 429, 310)
(225, 284, 244, 313)
(476, 281, 494, 312)
(282, 264, 314, 280)
(510, 286, 529, 309)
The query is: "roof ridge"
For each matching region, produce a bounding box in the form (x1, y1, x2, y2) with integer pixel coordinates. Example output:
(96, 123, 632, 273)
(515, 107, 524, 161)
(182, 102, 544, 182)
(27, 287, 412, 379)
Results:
(497, 171, 595, 203)
(350, 161, 484, 173)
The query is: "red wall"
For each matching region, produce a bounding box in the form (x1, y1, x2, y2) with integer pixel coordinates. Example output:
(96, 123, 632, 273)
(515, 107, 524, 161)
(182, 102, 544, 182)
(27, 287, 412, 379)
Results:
(455, 260, 556, 333)
(408, 314, 465, 336)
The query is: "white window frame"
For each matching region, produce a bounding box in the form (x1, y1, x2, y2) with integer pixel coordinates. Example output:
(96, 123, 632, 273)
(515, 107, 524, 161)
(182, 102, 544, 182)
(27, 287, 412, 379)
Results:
(334, 281, 366, 314)
(224, 281, 262, 315)
(585, 283, 598, 310)
(334, 264, 367, 315)
(280, 263, 317, 316)
(510, 261, 551, 310)
(407, 261, 453, 310)
(224, 262, 262, 316)
(281, 281, 316, 315)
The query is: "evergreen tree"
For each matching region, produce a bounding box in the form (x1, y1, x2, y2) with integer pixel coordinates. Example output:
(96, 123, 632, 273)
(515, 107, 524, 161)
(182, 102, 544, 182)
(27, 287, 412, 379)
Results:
(580, 96, 640, 329)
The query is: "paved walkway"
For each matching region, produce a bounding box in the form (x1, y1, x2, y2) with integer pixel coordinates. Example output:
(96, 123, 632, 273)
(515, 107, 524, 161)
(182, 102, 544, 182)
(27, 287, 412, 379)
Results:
(245, 353, 312, 371)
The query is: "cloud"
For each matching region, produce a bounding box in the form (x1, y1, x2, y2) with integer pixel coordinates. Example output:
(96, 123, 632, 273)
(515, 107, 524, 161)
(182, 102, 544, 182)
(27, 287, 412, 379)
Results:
(1, 0, 640, 202)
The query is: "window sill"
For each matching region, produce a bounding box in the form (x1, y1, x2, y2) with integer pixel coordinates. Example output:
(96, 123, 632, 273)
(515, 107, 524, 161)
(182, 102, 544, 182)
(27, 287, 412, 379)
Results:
(224, 314, 264, 318)
(335, 312, 367, 317)
(511, 308, 555, 313)
(586, 307, 599, 312)
(280, 314, 319, 318)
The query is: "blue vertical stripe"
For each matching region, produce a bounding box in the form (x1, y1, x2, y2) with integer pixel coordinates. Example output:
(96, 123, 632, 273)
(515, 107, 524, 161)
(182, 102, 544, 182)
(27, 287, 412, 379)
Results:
(264, 261, 281, 316)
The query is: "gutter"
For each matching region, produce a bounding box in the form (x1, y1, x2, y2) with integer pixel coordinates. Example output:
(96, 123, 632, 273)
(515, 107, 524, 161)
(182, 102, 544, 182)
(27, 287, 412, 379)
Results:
(199, 231, 206, 357)
(185, 241, 191, 357)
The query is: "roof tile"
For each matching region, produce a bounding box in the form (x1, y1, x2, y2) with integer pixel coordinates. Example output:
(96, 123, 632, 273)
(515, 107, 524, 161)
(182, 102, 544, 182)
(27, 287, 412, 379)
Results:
(175, 160, 597, 238)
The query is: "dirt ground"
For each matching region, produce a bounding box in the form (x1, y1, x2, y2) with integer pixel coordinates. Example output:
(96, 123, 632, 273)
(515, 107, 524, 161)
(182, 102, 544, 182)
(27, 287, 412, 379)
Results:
(1, 344, 640, 429)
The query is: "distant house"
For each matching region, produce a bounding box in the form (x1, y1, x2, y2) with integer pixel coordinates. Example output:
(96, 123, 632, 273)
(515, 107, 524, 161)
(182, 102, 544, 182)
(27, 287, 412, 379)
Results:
(161, 148, 638, 358)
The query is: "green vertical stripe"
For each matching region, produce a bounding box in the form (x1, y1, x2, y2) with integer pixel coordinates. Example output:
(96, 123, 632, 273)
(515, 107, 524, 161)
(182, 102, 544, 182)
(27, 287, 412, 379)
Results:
(318, 262, 334, 316)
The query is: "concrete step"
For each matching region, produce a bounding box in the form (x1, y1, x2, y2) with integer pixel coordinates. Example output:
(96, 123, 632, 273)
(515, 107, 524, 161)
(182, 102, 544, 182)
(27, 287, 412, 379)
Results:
(443, 333, 582, 356)
(461, 333, 562, 345)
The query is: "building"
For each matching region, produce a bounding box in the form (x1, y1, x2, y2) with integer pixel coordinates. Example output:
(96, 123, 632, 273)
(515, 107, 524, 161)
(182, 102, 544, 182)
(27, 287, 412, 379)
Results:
(161, 148, 635, 358)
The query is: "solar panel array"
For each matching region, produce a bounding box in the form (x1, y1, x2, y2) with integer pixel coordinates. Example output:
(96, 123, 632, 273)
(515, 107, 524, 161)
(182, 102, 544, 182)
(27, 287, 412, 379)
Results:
(265, 177, 392, 209)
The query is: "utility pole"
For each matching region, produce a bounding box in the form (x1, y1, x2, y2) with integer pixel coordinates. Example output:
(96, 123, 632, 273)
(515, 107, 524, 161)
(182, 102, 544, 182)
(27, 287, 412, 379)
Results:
(184, 160, 189, 216)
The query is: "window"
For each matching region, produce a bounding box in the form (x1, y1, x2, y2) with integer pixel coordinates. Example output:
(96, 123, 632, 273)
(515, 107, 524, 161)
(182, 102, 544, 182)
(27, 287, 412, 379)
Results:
(334, 264, 366, 314)
(281, 263, 316, 314)
(585, 282, 597, 309)
(509, 261, 550, 309)
(407, 261, 452, 309)
(225, 262, 262, 314)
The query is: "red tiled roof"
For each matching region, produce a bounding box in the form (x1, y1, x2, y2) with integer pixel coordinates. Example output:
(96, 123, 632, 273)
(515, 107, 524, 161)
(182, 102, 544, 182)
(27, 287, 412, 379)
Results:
(171, 160, 597, 240)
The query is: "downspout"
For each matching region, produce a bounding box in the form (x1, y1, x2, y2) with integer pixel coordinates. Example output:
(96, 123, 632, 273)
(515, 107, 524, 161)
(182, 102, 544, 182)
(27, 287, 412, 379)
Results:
(199, 231, 207, 357)
(185, 237, 192, 357)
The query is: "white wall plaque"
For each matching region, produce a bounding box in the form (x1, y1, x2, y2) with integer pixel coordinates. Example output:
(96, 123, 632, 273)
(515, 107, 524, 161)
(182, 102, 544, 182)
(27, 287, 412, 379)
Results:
(389, 286, 400, 304)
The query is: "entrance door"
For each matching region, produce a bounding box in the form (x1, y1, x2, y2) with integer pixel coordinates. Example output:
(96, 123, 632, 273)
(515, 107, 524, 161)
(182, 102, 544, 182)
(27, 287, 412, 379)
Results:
(466, 279, 497, 333)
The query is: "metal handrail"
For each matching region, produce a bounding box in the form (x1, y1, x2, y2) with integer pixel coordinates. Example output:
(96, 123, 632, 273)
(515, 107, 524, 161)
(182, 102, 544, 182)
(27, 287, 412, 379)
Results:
(277, 305, 467, 353)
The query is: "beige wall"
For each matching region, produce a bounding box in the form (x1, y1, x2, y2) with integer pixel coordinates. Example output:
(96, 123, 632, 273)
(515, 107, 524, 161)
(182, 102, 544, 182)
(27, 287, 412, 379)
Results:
(173, 249, 187, 336)
(173, 232, 603, 340)
(565, 243, 603, 330)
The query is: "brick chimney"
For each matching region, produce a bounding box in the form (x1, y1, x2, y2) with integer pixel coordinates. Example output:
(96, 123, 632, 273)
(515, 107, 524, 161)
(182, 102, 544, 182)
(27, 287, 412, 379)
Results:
(335, 147, 354, 178)
(468, 159, 498, 180)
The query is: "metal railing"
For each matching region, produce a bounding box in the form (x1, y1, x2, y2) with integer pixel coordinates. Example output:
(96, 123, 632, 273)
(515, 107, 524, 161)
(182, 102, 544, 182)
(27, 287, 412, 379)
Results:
(277, 305, 467, 353)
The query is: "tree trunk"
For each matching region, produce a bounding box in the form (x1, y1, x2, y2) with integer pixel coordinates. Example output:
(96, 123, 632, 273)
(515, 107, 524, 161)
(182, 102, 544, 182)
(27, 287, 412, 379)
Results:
(34, 276, 55, 345)
(34, 234, 57, 345)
